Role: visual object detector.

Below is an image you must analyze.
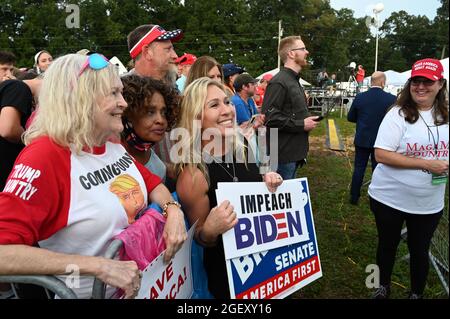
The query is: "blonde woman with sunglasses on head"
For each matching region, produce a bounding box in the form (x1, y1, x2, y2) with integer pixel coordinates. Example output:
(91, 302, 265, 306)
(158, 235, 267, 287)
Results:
(368, 58, 449, 299)
(0, 54, 186, 299)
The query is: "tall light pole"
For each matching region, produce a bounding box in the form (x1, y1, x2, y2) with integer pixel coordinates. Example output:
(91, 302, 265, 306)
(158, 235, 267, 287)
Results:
(373, 3, 384, 72)
(277, 20, 283, 69)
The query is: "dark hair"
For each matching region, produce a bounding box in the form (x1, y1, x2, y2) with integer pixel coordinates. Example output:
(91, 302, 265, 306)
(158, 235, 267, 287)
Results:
(127, 24, 155, 59)
(0, 51, 16, 65)
(16, 69, 39, 80)
(121, 75, 179, 131)
(396, 79, 448, 125)
(185, 56, 223, 89)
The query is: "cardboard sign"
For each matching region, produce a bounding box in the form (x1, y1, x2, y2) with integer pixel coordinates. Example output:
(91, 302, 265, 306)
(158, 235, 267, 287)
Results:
(221, 178, 322, 299)
(136, 225, 195, 299)
(217, 179, 310, 259)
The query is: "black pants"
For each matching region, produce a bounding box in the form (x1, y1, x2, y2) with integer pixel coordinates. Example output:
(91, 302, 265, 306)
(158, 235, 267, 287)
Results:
(369, 197, 442, 294)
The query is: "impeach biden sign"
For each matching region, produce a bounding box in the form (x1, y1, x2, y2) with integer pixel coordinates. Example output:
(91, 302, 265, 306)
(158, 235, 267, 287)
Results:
(216, 178, 322, 299)
(217, 179, 310, 259)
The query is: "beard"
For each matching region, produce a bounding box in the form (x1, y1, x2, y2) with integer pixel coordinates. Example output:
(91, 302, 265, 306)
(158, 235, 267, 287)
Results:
(294, 55, 307, 67)
(163, 63, 178, 86)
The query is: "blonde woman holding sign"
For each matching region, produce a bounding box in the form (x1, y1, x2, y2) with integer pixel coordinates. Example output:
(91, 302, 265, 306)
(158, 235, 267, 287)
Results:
(176, 77, 283, 298)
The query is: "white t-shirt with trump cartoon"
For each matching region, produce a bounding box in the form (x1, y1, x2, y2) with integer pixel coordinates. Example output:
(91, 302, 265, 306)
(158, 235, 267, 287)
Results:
(0, 136, 161, 298)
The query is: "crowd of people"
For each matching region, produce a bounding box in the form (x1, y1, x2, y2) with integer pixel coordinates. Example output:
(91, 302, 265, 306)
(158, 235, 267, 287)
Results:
(0, 21, 448, 300)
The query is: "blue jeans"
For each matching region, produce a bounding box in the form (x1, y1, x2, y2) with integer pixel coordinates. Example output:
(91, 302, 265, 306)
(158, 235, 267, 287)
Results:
(350, 146, 377, 201)
(277, 160, 305, 180)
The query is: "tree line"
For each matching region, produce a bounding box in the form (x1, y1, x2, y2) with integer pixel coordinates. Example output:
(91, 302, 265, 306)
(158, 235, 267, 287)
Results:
(0, 0, 448, 84)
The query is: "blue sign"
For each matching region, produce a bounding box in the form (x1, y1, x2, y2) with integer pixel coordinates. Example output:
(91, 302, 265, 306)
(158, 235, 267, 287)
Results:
(225, 178, 322, 299)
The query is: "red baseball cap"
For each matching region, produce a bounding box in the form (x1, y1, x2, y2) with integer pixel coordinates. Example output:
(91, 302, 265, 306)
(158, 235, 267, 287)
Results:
(411, 58, 444, 81)
(175, 53, 197, 66)
(262, 73, 273, 82)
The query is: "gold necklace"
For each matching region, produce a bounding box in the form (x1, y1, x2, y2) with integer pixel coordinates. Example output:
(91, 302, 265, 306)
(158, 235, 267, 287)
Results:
(206, 153, 239, 182)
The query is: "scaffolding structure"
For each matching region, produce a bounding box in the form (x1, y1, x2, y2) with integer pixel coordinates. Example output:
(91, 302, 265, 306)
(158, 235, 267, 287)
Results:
(430, 204, 449, 295)
(306, 87, 354, 117)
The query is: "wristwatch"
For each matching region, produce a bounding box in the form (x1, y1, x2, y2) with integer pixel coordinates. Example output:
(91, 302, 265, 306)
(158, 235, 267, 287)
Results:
(162, 200, 181, 218)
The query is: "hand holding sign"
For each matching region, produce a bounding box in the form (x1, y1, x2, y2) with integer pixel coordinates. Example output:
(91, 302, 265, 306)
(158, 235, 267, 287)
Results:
(203, 200, 237, 243)
(163, 207, 187, 263)
(263, 172, 283, 193)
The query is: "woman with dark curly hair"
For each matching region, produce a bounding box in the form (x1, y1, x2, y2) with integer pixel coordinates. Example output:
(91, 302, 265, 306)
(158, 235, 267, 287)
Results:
(121, 75, 179, 182)
(368, 58, 448, 299)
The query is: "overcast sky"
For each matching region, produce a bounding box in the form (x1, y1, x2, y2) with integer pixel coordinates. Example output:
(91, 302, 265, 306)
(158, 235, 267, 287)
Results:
(329, 0, 441, 20)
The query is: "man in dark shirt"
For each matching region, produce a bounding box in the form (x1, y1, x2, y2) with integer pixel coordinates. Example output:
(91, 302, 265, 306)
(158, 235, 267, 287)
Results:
(347, 71, 396, 205)
(1, 52, 34, 190)
(0, 80, 33, 190)
(0, 51, 16, 83)
(262, 35, 320, 180)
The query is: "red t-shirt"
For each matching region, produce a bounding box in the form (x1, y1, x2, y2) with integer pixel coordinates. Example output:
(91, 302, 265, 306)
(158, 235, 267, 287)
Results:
(356, 68, 365, 83)
(255, 86, 265, 107)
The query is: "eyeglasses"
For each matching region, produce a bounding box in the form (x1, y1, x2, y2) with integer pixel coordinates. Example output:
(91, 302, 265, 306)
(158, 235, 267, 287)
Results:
(78, 53, 110, 77)
(291, 47, 307, 52)
(410, 77, 436, 87)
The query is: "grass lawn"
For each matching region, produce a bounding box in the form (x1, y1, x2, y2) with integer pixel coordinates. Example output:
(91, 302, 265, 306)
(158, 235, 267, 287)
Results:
(289, 111, 448, 299)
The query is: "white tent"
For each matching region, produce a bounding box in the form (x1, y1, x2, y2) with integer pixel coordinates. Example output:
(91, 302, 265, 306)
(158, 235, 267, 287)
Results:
(442, 57, 449, 81)
(257, 68, 312, 86)
(110, 56, 128, 75)
(363, 69, 407, 86)
(385, 70, 409, 86)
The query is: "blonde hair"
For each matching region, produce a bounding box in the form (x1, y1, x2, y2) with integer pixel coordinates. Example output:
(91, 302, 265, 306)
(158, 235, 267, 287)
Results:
(109, 174, 140, 194)
(278, 36, 302, 64)
(23, 54, 120, 153)
(176, 77, 246, 184)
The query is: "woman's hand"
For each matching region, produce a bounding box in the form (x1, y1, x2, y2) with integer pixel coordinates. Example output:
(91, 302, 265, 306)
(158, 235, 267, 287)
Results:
(202, 200, 237, 242)
(263, 172, 283, 193)
(96, 258, 142, 299)
(253, 114, 265, 129)
(162, 207, 187, 263)
(424, 159, 449, 175)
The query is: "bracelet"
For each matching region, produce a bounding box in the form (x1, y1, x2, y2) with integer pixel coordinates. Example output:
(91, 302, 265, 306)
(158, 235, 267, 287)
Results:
(162, 200, 181, 218)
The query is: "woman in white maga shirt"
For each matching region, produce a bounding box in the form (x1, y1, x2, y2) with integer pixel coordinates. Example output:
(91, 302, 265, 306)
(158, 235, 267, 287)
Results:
(368, 58, 449, 299)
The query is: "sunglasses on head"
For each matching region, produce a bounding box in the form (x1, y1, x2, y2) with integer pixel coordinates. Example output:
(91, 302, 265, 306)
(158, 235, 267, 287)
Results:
(410, 77, 436, 87)
(78, 53, 110, 77)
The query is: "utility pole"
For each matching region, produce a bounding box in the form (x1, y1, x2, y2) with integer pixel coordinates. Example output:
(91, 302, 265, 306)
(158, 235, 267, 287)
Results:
(373, 3, 384, 72)
(441, 45, 446, 60)
(277, 20, 283, 69)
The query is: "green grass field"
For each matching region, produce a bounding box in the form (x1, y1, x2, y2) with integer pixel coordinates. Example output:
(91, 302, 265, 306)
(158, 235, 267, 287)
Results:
(289, 112, 448, 299)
